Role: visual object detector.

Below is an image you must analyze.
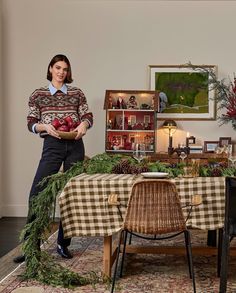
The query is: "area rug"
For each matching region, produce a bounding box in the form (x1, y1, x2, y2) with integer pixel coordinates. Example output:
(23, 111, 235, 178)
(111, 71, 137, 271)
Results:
(0, 230, 236, 293)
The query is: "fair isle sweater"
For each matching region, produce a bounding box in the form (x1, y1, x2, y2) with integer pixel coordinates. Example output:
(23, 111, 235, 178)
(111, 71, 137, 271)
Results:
(27, 85, 93, 133)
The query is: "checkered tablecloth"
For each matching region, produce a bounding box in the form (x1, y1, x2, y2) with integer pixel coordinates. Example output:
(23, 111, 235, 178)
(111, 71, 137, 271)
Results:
(58, 173, 225, 238)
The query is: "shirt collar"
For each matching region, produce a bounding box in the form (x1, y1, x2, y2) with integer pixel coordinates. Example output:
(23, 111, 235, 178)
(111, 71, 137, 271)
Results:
(49, 83, 67, 95)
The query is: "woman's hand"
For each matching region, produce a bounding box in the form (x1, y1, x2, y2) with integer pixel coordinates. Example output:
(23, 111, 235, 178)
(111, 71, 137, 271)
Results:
(35, 123, 60, 139)
(74, 121, 89, 140)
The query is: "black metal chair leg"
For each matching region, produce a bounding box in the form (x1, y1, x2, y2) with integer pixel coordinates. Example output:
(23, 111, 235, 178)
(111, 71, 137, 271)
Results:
(128, 232, 132, 244)
(219, 233, 230, 293)
(184, 230, 192, 279)
(119, 230, 128, 278)
(217, 228, 223, 277)
(184, 231, 196, 293)
(110, 231, 123, 293)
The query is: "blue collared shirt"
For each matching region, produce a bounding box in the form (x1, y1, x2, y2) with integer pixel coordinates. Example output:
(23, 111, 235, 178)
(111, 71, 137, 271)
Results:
(32, 83, 68, 133)
(48, 83, 68, 95)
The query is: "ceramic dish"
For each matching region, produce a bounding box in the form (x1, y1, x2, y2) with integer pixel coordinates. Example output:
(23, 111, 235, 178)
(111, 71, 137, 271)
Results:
(56, 131, 77, 140)
(141, 172, 169, 178)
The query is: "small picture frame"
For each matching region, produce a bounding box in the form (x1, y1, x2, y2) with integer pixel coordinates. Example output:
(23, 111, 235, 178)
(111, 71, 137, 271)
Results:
(219, 137, 232, 147)
(112, 135, 122, 149)
(204, 141, 219, 153)
(129, 133, 136, 143)
(129, 115, 136, 125)
(143, 115, 150, 124)
(187, 135, 196, 145)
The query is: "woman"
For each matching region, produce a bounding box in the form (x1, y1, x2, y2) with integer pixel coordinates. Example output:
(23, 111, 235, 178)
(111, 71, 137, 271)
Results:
(14, 54, 93, 263)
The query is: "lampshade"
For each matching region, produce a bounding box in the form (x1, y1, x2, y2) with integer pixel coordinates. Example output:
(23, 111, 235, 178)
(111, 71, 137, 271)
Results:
(162, 119, 177, 130)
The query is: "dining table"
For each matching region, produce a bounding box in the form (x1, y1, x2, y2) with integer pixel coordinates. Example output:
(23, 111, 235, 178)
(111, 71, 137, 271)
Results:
(58, 173, 226, 277)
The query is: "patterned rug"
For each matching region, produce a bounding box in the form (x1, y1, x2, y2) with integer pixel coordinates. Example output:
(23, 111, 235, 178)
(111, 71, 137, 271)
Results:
(0, 230, 236, 293)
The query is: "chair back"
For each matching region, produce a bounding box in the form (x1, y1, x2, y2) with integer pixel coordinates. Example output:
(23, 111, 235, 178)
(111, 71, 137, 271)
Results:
(123, 179, 186, 235)
(225, 177, 236, 235)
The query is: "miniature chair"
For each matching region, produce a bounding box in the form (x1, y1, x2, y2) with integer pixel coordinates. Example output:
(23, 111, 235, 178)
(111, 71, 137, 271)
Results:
(219, 177, 236, 293)
(110, 179, 196, 293)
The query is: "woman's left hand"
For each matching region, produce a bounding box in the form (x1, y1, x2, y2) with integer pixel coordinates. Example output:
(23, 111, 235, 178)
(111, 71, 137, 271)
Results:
(74, 121, 89, 140)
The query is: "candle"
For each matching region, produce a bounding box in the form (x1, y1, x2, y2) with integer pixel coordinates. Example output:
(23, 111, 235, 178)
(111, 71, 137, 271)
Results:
(186, 132, 190, 147)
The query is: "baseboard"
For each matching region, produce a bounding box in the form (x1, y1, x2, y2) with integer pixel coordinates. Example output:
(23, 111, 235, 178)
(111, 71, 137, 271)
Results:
(1, 205, 28, 217)
(1, 204, 60, 217)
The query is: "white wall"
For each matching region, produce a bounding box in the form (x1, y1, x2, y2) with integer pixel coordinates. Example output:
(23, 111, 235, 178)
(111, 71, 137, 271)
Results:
(1, 0, 236, 216)
(0, 1, 2, 218)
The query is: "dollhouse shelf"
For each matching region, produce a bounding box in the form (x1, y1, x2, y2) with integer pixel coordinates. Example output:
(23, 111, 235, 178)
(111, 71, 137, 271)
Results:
(104, 90, 159, 153)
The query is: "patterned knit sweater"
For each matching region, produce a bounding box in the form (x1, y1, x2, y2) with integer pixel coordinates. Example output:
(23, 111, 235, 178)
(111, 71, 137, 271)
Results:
(27, 85, 93, 133)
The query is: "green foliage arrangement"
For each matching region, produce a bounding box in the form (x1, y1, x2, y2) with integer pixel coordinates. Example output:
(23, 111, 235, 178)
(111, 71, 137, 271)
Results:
(188, 62, 236, 130)
(19, 152, 235, 288)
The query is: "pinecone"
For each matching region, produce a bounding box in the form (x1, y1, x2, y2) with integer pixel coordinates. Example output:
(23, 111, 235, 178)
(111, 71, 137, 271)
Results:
(112, 159, 132, 174)
(112, 159, 149, 174)
(210, 167, 222, 177)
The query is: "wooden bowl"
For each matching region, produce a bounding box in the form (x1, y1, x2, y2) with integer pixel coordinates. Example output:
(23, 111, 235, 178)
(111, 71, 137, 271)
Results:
(56, 131, 77, 140)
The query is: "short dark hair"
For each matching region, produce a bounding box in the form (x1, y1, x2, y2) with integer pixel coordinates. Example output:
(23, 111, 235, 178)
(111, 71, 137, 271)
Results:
(47, 54, 73, 83)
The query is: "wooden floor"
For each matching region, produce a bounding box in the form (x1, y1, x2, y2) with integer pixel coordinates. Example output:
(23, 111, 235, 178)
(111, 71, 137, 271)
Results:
(0, 217, 59, 281)
(0, 217, 26, 258)
(0, 217, 26, 281)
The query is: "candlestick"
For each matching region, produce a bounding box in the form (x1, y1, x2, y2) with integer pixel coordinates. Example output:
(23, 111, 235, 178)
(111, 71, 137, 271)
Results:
(186, 132, 190, 147)
(169, 133, 173, 148)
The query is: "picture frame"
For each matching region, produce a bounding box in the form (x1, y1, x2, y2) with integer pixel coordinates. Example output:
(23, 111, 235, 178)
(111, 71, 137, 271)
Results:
(149, 64, 217, 120)
(129, 133, 136, 143)
(130, 115, 136, 125)
(219, 137, 231, 147)
(187, 135, 196, 145)
(111, 135, 122, 149)
(204, 141, 219, 153)
(143, 115, 150, 124)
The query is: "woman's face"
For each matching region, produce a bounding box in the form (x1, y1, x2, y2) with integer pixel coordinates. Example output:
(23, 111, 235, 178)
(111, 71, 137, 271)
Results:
(49, 61, 69, 85)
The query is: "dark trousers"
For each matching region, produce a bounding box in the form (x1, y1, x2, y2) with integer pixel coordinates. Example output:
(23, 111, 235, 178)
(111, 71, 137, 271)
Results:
(27, 135, 85, 247)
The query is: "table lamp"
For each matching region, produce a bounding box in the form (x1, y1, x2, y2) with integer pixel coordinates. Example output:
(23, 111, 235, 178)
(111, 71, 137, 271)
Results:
(162, 120, 177, 151)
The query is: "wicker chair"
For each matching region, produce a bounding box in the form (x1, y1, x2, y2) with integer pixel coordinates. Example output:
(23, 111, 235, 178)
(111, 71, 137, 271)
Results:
(110, 179, 196, 293)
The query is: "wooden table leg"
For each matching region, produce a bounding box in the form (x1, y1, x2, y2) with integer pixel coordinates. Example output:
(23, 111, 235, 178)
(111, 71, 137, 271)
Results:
(207, 230, 217, 247)
(103, 235, 112, 277)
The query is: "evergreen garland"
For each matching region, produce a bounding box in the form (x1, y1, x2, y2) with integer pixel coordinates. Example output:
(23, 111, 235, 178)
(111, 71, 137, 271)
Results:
(19, 161, 96, 287)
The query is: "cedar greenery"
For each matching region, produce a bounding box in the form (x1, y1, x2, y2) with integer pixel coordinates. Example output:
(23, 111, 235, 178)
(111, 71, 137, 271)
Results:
(19, 153, 233, 288)
(188, 62, 236, 129)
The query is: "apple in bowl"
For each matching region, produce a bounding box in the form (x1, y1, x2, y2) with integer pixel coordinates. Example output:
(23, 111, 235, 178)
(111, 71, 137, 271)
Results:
(52, 117, 80, 139)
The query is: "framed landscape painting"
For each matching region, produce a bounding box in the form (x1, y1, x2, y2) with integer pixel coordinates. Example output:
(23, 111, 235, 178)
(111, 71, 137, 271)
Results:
(149, 64, 217, 120)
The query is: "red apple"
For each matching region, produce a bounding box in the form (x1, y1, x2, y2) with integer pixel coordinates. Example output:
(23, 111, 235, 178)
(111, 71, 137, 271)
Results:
(57, 125, 69, 132)
(51, 118, 61, 129)
(71, 122, 78, 129)
(59, 119, 66, 125)
(64, 116, 74, 130)
(64, 116, 73, 125)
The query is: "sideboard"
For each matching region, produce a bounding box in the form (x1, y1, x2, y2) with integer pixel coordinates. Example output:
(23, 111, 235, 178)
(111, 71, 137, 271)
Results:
(149, 152, 228, 164)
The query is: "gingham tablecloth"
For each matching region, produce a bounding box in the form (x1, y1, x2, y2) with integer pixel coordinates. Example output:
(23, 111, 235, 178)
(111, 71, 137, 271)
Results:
(58, 173, 225, 238)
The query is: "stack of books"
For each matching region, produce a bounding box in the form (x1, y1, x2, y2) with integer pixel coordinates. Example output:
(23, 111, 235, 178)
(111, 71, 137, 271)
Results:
(189, 145, 203, 154)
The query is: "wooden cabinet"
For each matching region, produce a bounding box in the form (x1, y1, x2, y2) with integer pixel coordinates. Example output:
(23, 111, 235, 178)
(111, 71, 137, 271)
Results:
(104, 90, 159, 154)
(149, 152, 228, 165)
